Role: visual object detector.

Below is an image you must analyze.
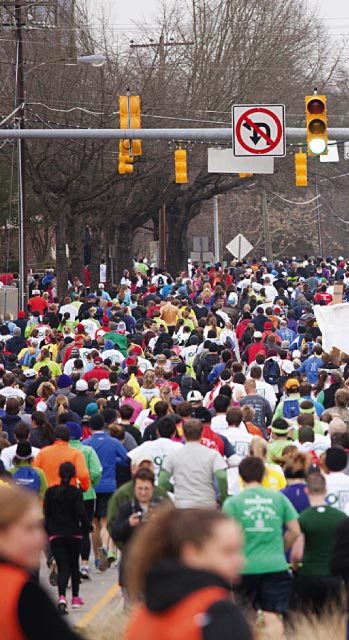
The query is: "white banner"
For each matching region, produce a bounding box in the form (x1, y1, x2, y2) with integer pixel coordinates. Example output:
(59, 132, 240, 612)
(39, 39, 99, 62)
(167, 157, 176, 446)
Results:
(314, 303, 349, 354)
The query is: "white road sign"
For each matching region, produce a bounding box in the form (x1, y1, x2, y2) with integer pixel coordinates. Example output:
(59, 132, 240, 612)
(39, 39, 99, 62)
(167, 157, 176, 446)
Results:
(232, 104, 286, 157)
(226, 234, 253, 260)
(208, 149, 274, 174)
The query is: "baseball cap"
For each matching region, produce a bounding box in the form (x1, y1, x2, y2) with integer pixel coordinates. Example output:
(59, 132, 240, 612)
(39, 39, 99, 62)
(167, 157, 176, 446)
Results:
(192, 407, 211, 423)
(66, 421, 82, 440)
(129, 345, 143, 356)
(32, 289, 40, 295)
(284, 378, 300, 390)
(254, 331, 262, 339)
(292, 350, 301, 359)
(187, 390, 203, 402)
(94, 356, 103, 365)
(99, 379, 111, 391)
(76, 379, 88, 392)
(23, 369, 37, 379)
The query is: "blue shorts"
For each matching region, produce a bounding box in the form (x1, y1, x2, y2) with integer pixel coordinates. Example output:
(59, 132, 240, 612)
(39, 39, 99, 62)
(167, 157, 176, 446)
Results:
(238, 571, 293, 613)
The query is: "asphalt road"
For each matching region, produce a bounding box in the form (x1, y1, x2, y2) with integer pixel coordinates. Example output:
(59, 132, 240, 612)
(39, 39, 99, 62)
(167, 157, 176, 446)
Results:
(40, 557, 123, 637)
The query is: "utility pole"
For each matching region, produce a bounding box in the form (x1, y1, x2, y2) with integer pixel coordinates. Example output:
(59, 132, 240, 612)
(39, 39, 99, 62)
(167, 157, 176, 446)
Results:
(262, 188, 273, 262)
(158, 204, 167, 269)
(213, 195, 220, 263)
(315, 159, 323, 257)
(14, 1, 27, 310)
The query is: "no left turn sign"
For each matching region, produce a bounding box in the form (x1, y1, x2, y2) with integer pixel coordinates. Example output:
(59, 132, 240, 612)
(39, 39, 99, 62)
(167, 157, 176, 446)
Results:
(232, 104, 286, 157)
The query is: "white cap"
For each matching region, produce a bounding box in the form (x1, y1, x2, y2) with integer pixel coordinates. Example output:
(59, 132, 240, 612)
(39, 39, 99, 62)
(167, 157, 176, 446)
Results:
(99, 379, 111, 391)
(76, 379, 88, 392)
(254, 331, 262, 338)
(187, 390, 203, 402)
(23, 369, 37, 378)
(32, 289, 40, 295)
(99, 283, 105, 289)
(292, 350, 301, 359)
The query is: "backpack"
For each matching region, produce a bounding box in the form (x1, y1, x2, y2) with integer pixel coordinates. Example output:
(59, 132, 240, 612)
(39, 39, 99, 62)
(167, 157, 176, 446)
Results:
(283, 398, 300, 420)
(12, 466, 41, 493)
(263, 359, 281, 385)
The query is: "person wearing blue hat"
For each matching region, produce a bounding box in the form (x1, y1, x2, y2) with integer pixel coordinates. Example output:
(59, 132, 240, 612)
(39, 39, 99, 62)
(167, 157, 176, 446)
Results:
(46, 374, 76, 411)
(66, 422, 102, 580)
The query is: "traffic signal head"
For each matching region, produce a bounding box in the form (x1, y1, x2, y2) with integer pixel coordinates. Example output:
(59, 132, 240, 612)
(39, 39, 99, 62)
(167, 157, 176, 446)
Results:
(129, 96, 141, 129)
(295, 151, 307, 187)
(175, 148, 188, 184)
(119, 96, 128, 129)
(305, 95, 327, 156)
(118, 141, 134, 175)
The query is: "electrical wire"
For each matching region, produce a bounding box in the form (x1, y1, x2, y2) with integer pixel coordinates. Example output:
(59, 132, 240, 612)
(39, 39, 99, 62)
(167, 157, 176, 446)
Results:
(270, 193, 320, 205)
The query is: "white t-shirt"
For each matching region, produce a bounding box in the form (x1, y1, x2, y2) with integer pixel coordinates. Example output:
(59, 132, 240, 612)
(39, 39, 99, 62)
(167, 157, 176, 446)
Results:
(128, 438, 183, 482)
(1, 443, 40, 470)
(99, 264, 107, 283)
(59, 304, 79, 321)
(223, 428, 252, 459)
(211, 414, 228, 435)
(326, 472, 349, 512)
(255, 380, 277, 411)
(0, 386, 26, 400)
(101, 349, 124, 366)
(81, 319, 99, 338)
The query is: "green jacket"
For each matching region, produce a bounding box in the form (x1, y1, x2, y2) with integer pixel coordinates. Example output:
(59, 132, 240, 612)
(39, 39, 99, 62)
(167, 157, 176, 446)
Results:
(107, 480, 168, 548)
(9, 462, 48, 501)
(70, 439, 102, 501)
(105, 332, 128, 357)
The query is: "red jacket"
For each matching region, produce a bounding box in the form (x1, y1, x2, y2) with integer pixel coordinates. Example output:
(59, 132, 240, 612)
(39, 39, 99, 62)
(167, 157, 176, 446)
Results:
(201, 425, 225, 456)
(83, 366, 110, 382)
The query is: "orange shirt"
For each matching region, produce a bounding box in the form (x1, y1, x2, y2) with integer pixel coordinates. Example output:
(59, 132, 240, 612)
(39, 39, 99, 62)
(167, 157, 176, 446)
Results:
(33, 440, 90, 491)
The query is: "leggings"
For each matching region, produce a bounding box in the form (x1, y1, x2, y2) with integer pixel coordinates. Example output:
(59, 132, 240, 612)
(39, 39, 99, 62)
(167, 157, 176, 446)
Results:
(81, 499, 95, 561)
(51, 537, 81, 598)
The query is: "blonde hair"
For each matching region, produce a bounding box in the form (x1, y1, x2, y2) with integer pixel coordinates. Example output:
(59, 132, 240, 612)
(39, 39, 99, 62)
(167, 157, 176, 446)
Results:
(159, 385, 174, 413)
(142, 370, 156, 389)
(37, 381, 55, 400)
(54, 395, 69, 415)
(0, 483, 35, 530)
(250, 436, 267, 460)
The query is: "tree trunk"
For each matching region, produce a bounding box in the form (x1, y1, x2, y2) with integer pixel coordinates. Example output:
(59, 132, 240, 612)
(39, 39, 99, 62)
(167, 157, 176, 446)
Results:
(89, 223, 102, 291)
(55, 212, 68, 299)
(66, 208, 84, 280)
(115, 222, 133, 282)
(166, 201, 189, 274)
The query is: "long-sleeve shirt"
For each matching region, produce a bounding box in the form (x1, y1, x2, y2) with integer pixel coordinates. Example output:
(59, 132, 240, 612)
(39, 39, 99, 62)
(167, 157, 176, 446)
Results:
(33, 440, 90, 491)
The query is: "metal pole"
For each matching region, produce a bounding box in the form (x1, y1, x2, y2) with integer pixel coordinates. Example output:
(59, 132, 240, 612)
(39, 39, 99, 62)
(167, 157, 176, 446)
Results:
(1, 127, 349, 140)
(315, 159, 323, 257)
(15, 2, 27, 310)
(262, 188, 273, 262)
(213, 195, 220, 263)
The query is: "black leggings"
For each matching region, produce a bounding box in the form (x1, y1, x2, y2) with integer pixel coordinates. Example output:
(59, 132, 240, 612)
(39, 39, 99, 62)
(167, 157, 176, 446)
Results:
(81, 499, 95, 561)
(51, 537, 81, 598)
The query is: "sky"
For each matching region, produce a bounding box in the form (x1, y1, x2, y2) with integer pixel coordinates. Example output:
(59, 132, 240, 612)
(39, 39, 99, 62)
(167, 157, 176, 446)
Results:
(87, 0, 348, 27)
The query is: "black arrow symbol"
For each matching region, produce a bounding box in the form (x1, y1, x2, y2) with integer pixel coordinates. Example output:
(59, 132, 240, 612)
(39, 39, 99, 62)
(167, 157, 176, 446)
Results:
(243, 121, 271, 146)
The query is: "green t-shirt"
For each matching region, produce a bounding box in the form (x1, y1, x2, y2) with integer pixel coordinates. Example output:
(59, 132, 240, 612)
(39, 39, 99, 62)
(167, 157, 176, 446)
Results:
(223, 486, 298, 575)
(267, 439, 290, 463)
(298, 505, 347, 576)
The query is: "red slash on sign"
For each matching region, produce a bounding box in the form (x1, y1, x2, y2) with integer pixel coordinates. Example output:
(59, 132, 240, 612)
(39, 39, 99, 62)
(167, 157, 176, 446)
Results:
(235, 107, 283, 155)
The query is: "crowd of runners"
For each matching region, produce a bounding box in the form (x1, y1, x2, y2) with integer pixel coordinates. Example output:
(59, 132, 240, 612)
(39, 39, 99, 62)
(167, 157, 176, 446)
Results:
(1, 254, 349, 639)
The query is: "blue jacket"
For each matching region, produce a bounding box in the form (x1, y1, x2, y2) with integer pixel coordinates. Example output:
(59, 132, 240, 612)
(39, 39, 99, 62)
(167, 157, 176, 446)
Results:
(298, 355, 324, 384)
(300, 394, 324, 418)
(84, 432, 129, 493)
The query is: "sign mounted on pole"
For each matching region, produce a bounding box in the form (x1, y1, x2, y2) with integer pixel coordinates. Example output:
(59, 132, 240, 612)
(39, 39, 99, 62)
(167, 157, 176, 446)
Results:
(232, 104, 286, 157)
(226, 234, 253, 260)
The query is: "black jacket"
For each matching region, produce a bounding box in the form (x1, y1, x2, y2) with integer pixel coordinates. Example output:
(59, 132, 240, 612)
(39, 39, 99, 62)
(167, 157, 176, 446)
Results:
(143, 561, 252, 640)
(6, 335, 27, 355)
(69, 393, 91, 418)
(44, 485, 92, 537)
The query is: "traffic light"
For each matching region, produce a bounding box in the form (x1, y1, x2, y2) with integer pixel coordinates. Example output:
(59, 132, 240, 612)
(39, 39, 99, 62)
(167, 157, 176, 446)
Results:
(174, 148, 188, 184)
(118, 140, 134, 175)
(305, 94, 328, 156)
(239, 173, 253, 178)
(118, 94, 142, 176)
(295, 151, 307, 187)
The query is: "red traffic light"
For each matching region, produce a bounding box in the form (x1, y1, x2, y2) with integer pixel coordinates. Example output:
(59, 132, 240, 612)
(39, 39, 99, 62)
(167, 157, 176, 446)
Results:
(307, 99, 325, 115)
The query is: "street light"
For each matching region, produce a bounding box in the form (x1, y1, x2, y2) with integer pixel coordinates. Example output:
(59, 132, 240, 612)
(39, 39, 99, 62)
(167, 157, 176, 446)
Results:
(25, 53, 107, 74)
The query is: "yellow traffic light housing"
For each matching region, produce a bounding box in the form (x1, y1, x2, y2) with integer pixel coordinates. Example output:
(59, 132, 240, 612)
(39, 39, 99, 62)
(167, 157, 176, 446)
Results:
(305, 95, 328, 156)
(118, 94, 142, 174)
(175, 148, 188, 184)
(295, 151, 307, 187)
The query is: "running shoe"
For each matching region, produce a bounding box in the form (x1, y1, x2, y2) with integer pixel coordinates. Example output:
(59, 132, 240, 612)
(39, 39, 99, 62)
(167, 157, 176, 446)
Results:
(58, 596, 68, 615)
(98, 546, 108, 572)
(48, 559, 58, 587)
(80, 566, 91, 580)
(107, 550, 116, 567)
(72, 597, 85, 609)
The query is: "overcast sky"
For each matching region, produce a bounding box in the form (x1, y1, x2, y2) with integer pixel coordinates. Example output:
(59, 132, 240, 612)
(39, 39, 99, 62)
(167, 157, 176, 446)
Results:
(87, 0, 348, 26)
